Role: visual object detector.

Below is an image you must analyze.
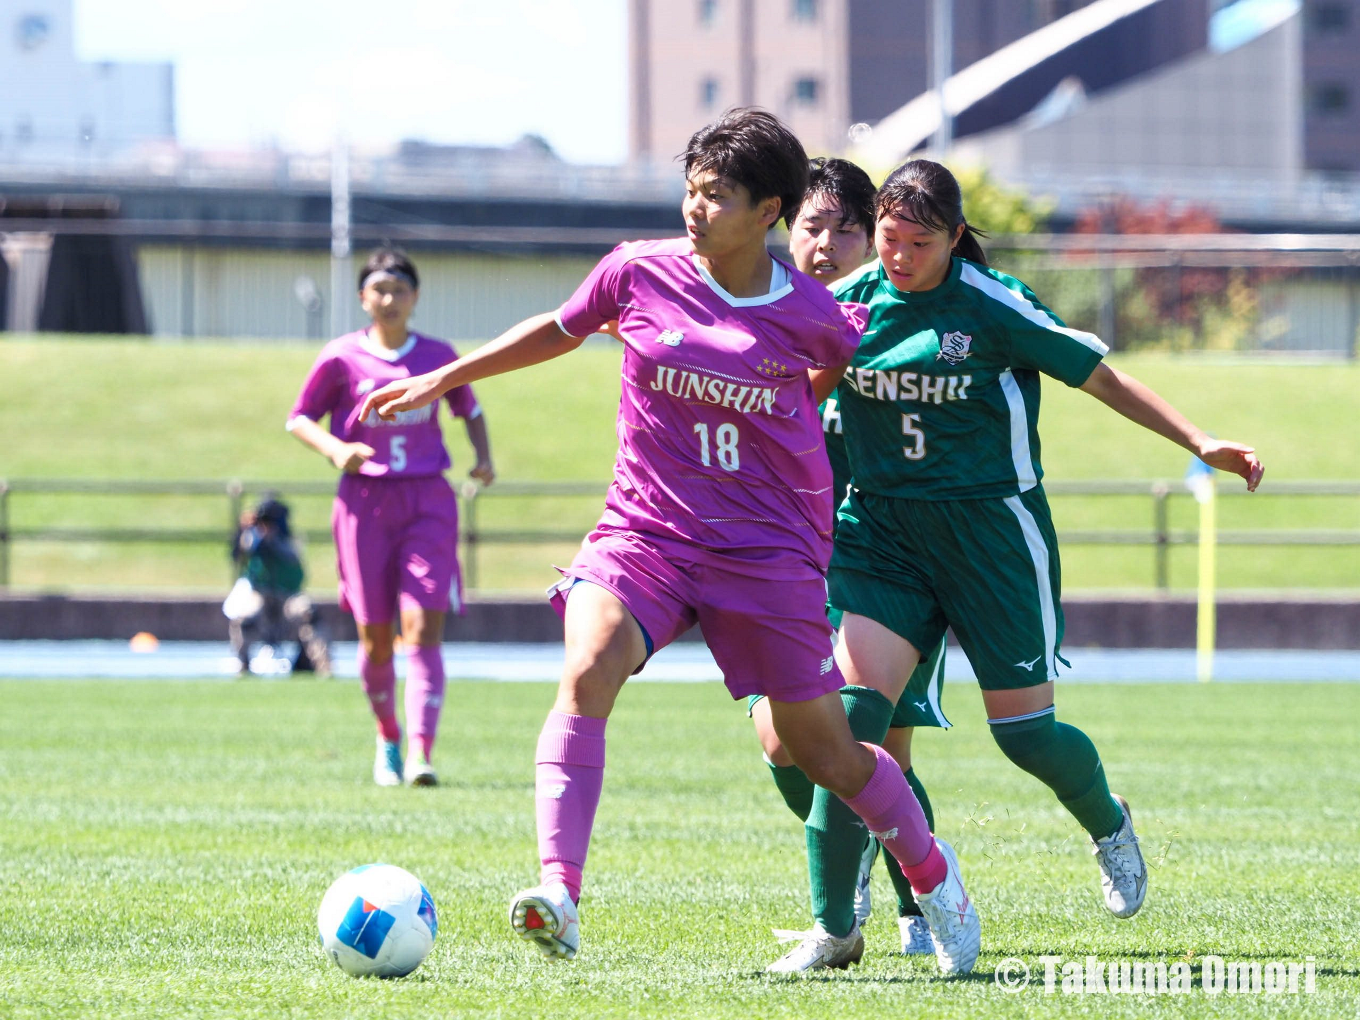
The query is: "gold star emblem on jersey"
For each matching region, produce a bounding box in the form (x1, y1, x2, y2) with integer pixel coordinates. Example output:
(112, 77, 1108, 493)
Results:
(756, 358, 790, 377)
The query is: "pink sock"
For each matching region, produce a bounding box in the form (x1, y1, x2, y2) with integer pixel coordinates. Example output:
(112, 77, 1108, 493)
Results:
(359, 648, 400, 744)
(843, 743, 947, 894)
(405, 644, 446, 760)
(535, 711, 607, 904)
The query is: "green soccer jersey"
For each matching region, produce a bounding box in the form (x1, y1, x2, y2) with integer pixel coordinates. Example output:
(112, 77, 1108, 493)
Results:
(831, 256, 1107, 500)
(820, 395, 852, 507)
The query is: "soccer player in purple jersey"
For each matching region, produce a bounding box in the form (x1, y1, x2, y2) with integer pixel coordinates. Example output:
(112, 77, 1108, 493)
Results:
(288, 247, 495, 789)
(358, 110, 980, 975)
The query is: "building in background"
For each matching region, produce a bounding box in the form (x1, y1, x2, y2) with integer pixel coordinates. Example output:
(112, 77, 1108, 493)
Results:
(629, 0, 1360, 179)
(0, 0, 174, 162)
(627, 0, 1204, 161)
(1304, 0, 1360, 173)
(904, 0, 1360, 226)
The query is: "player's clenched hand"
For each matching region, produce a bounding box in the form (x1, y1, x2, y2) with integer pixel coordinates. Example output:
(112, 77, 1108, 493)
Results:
(469, 459, 496, 486)
(358, 373, 443, 422)
(1196, 438, 1264, 492)
(331, 442, 376, 474)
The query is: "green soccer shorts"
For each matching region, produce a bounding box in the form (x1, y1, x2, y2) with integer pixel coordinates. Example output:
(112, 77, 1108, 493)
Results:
(828, 485, 1065, 691)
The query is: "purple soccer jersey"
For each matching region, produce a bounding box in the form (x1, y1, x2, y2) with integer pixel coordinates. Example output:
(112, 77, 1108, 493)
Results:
(289, 330, 480, 478)
(556, 238, 864, 575)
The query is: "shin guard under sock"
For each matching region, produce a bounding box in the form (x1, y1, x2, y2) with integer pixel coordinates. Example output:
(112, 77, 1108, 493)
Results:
(883, 766, 935, 916)
(806, 686, 894, 937)
(989, 709, 1123, 840)
(535, 711, 607, 903)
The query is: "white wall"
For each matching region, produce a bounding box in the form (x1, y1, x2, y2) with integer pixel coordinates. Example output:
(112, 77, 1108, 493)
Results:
(136, 246, 602, 342)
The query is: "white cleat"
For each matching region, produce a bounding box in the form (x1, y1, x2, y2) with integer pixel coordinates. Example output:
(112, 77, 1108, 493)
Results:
(509, 883, 580, 961)
(766, 922, 864, 974)
(913, 838, 980, 976)
(404, 753, 438, 788)
(373, 737, 403, 787)
(898, 914, 934, 955)
(1092, 794, 1147, 919)
(853, 836, 879, 927)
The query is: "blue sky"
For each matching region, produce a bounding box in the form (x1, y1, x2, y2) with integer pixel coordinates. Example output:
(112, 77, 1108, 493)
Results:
(73, 0, 629, 163)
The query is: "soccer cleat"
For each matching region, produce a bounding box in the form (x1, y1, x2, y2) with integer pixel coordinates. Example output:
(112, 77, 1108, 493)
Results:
(766, 922, 864, 974)
(898, 914, 934, 955)
(913, 838, 980, 976)
(853, 835, 879, 927)
(509, 883, 580, 961)
(404, 752, 438, 788)
(373, 737, 403, 787)
(1091, 794, 1147, 919)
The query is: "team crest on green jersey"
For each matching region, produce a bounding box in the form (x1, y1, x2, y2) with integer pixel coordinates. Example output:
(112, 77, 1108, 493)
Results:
(937, 331, 973, 365)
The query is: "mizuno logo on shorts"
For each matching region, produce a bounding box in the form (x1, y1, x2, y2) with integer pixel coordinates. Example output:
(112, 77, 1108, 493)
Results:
(1015, 655, 1043, 671)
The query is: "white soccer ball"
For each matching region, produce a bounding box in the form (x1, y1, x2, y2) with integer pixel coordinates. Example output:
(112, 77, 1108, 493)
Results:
(317, 864, 437, 978)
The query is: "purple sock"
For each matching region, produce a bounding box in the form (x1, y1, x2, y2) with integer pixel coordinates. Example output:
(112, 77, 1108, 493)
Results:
(843, 743, 946, 894)
(535, 711, 607, 903)
(359, 648, 400, 744)
(405, 644, 446, 761)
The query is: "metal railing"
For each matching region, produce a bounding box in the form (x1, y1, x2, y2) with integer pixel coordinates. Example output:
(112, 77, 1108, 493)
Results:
(1, 478, 1358, 593)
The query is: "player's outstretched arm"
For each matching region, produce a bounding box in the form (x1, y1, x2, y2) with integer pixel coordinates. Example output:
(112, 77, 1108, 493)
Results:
(359, 313, 585, 422)
(287, 414, 374, 473)
(1079, 362, 1264, 491)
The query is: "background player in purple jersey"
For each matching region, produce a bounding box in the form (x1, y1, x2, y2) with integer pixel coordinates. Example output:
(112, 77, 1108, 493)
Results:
(287, 247, 494, 788)
(357, 109, 980, 975)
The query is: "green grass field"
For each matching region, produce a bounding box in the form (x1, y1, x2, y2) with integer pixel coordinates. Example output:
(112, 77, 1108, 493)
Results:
(1, 337, 1356, 593)
(0, 678, 1356, 1018)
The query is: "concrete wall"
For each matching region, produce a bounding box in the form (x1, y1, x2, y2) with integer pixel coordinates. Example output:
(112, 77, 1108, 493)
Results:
(4, 593, 1358, 648)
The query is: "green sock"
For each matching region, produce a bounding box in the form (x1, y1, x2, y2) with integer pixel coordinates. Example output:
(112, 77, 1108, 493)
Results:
(767, 760, 814, 823)
(806, 686, 895, 938)
(989, 711, 1123, 840)
(883, 766, 935, 916)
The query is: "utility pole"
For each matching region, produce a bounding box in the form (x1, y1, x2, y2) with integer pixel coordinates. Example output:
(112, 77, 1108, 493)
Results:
(931, 0, 953, 159)
(329, 138, 352, 340)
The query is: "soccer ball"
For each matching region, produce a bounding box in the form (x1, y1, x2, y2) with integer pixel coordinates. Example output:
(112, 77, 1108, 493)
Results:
(317, 864, 437, 978)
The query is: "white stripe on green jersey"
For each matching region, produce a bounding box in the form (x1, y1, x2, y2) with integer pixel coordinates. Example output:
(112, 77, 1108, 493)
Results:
(831, 256, 1106, 500)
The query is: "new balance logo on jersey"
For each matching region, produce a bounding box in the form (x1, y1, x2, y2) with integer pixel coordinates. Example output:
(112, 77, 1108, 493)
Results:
(820, 656, 835, 675)
(1015, 655, 1043, 671)
(657, 329, 684, 347)
(937, 331, 973, 365)
(357, 378, 377, 395)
